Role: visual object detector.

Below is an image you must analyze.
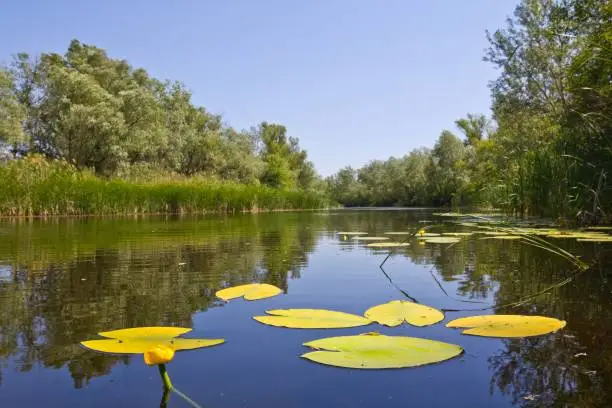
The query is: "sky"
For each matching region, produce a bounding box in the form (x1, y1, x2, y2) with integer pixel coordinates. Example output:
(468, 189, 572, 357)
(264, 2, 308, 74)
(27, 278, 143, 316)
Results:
(1, 0, 517, 176)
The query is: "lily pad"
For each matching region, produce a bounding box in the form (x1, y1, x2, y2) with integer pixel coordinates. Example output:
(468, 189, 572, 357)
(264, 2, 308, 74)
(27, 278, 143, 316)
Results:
(254, 309, 371, 329)
(215, 283, 282, 301)
(480, 231, 509, 236)
(577, 237, 612, 242)
(364, 300, 444, 327)
(337, 232, 367, 235)
(366, 242, 411, 248)
(384, 231, 413, 235)
(423, 237, 461, 244)
(442, 232, 474, 237)
(489, 235, 523, 240)
(81, 327, 225, 354)
(416, 232, 441, 238)
(446, 315, 566, 338)
(351, 236, 390, 241)
(302, 333, 463, 369)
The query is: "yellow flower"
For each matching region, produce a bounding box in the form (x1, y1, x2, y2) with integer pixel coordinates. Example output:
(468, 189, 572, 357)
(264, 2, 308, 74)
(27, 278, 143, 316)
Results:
(417, 229, 425, 236)
(144, 345, 175, 365)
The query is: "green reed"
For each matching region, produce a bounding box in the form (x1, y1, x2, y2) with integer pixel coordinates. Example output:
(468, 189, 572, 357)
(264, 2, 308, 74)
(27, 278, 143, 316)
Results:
(0, 156, 330, 216)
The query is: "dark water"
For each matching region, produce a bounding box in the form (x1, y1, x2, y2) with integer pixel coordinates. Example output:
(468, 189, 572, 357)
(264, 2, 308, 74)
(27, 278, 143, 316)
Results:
(0, 210, 611, 408)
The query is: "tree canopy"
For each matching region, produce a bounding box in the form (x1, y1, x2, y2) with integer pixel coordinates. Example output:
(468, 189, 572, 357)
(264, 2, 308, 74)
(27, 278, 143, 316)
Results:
(1, 40, 318, 190)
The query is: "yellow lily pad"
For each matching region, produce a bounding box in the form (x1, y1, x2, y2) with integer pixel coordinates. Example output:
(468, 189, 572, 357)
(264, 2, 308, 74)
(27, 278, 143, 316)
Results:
(446, 315, 566, 337)
(337, 231, 367, 235)
(302, 333, 463, 369)
(81, 326, 225, 354)
(254, 309, 371, 329)
(364, 300, 444, 327)
(351, 236, 390, 241)
(480, 231, 509, 236)
(384, 231, 412, 235)
(489, 235, 522, 240)
(215, 283, 282, 301)
(366, 242, 411, 248)
(423, 237, 461, 244)
(577, 237, 612, 242)
(416, 232, 441, 238)
(442, 232, 474, 237)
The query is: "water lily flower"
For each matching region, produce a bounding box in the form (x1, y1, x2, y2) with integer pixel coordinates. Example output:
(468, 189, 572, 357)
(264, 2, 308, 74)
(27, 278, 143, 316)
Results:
(144, 345, 175, 365)
(81, 327, 224, 390)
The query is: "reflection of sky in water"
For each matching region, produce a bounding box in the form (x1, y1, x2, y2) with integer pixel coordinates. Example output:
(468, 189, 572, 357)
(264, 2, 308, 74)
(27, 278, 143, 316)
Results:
(0, 212, 609, 407)
(0, 265, 11, 282)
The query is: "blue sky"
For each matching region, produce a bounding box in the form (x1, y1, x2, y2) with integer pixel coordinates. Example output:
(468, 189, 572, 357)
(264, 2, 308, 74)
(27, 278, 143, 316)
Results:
(1, 0, 517, 176)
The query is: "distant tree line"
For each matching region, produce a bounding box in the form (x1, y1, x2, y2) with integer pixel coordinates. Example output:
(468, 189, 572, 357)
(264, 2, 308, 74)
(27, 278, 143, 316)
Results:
(326, 0, 611, 223)
(0, 40, 319, 190)
(1, 0, 610, 222)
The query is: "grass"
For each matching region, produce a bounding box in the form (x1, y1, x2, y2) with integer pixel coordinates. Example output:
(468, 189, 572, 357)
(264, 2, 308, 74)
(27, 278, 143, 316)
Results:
(0, 156, 330, 216)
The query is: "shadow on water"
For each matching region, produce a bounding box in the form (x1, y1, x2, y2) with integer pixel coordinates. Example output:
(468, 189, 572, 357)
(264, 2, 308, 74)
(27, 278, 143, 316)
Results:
(0, 210, 610, 406)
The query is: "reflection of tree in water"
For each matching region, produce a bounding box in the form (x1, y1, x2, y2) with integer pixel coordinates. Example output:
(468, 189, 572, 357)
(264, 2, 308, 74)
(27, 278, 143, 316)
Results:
(0, 213, 322, 388)
(484, 251, 612, 407)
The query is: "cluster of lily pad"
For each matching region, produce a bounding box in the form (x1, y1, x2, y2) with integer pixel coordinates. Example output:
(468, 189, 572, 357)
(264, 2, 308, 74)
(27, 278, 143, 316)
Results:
(80, 222, 602, 398)
(80, 284, 566, 378)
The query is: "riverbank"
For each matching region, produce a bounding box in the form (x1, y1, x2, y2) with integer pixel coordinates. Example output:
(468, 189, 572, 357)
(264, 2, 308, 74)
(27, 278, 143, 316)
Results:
(0, 158, 330, 216)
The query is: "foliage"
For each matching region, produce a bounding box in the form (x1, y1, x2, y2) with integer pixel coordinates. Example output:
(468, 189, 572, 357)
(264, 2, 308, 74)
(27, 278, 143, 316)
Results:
(1, 40, 321, 193)
(81, 327, 224, 354)
(0, 154, 329, 216)
(215, 283, 282, 301)
(364, 300, 444, 327)
(254, 309, 372, 329)
(327, 0, 611, 224)
(301, 333, 464, 369)
(446, 315, 567, 337)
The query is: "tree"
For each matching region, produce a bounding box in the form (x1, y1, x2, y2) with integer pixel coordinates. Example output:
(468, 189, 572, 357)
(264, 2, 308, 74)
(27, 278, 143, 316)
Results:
(0, 68, 26, 150)
(455, 113, 490, 146)
(428, 130, 468, 206)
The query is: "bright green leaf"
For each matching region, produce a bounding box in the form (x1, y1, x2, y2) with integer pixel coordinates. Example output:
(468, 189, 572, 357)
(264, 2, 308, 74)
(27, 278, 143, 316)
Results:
(302, 333, 463, 369)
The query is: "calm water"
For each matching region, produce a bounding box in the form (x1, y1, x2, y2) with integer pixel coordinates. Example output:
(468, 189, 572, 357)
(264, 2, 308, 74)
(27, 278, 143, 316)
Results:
(0, 210, 611, 408)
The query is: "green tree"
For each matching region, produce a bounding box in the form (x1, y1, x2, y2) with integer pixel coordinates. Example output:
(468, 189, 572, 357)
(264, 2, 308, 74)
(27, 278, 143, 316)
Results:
(0, 68, 25, 150)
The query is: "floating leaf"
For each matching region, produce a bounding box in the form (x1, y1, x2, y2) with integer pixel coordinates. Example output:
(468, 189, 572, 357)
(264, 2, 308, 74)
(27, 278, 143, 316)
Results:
(337, 231, 367, 235)
(442, 232, 474, 237)
(351, 236, 390, 241)
(81, 327, 225, 354)
(423, 237, 461, 244)
(215, 283, 282, 301)
(586, 226, 612, 231)
(577, 237, 612, 242)
(366, 242, 411, 248)
(446, 315, 566, 337)
(489, 235, 522, 240)
(384, 231, 412, 235)
(480, 231, 509, 236)
(416, 232, 441, 238)
(254, 309, 371, 329)
(302, 333, 463, 369)
(364, 300, 444, 327)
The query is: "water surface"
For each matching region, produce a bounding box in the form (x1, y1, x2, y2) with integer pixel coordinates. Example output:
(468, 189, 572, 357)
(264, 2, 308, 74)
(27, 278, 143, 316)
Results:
(0, 210, 610, 407)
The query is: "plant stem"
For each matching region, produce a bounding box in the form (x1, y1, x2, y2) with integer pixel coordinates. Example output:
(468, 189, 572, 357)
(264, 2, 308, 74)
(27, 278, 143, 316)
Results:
(158, 364, 173, 391)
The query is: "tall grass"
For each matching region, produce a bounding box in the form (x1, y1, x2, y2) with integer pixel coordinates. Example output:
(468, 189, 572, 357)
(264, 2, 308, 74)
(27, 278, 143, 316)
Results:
(0, 156, 330, 216)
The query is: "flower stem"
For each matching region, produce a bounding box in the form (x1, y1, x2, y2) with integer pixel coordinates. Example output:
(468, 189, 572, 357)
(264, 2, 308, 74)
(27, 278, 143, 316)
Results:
(157, 364, 173, 391)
